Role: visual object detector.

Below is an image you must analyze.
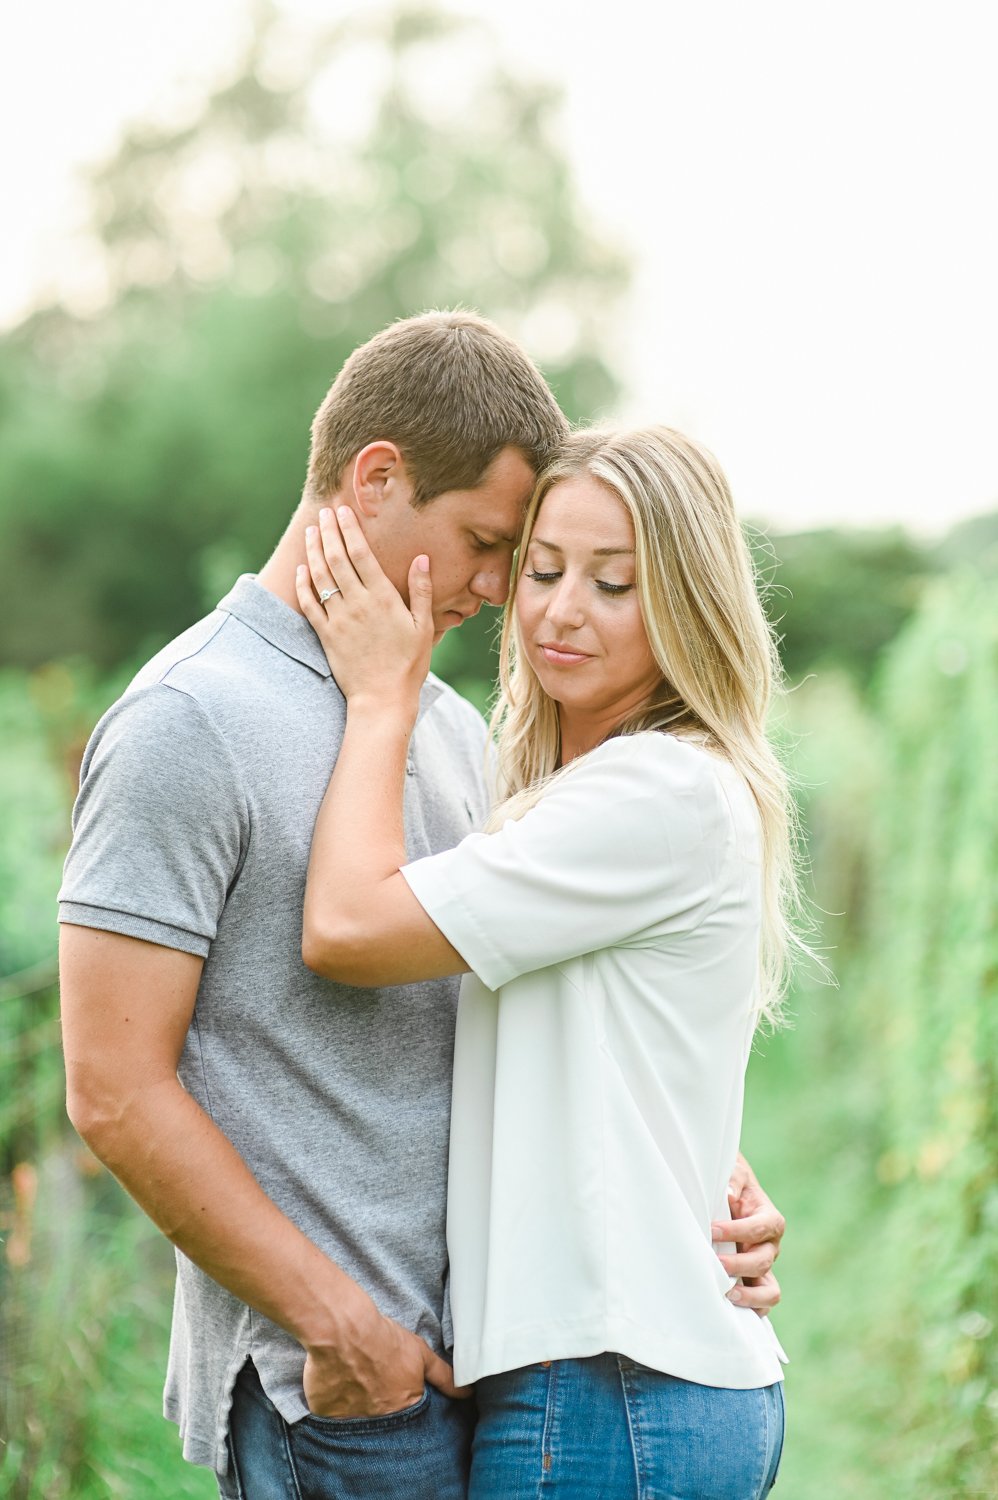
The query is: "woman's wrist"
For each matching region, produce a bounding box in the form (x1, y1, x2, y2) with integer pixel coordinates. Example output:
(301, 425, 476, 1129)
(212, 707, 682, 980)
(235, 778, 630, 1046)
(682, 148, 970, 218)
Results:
(345, 691, 420, 735)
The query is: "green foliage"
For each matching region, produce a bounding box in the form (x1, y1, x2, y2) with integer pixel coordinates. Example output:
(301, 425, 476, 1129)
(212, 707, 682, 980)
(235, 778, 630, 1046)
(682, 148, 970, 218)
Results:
(936, 508, 998, 574)
(862, 574, 997, 1493)
(0, 1160, 213, 1500)
(742, 574, 997, 1498)
(0, 6, 626, 671)
(755, 524, 938, 688)
(0, 674, 71, 976)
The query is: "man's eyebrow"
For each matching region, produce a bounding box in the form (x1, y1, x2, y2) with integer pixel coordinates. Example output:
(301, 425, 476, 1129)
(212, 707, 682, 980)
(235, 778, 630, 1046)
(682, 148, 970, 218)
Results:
(477, 529, 519, 545)
(531, 537, 635, 557)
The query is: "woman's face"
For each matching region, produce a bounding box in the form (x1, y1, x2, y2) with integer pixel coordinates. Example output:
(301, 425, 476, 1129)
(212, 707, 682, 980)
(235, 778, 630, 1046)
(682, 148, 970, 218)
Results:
(515, 474, 663, 727)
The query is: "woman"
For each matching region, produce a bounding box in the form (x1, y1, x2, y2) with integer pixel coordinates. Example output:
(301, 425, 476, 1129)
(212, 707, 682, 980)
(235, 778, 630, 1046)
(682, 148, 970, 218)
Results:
(295, 426, 795, 1498)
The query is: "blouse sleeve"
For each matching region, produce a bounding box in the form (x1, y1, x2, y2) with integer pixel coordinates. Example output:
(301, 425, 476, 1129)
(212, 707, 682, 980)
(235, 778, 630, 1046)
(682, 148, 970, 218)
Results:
(400, 733, 732, 991)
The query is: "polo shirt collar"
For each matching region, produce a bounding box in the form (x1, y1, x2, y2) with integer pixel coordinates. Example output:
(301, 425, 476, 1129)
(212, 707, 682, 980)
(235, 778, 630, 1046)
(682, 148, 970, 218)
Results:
(216, 574, 446, 712)
(217, 575, 333, 676)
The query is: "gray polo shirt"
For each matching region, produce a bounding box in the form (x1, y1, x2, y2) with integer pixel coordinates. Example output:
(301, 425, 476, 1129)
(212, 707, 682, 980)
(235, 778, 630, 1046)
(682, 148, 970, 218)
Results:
(58, 576, 489, 1473)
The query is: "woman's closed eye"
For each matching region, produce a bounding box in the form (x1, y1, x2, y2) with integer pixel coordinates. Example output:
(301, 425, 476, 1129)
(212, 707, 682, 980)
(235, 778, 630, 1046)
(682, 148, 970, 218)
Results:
(525, 568, 633, 596)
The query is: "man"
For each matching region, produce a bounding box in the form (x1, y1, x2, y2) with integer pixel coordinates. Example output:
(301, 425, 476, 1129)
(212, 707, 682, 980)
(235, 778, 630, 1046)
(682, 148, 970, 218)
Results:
(59, 311, 785, 1499)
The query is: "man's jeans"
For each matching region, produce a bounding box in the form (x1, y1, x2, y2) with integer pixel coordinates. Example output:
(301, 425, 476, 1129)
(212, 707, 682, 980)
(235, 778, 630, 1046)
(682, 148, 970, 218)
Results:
(217, 1359, 476, 1499)
(470, 1354, 785, 1499)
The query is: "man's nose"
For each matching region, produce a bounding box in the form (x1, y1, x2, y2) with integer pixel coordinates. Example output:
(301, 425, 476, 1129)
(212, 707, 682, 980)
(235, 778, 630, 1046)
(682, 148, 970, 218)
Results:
(470, 564, 512, 608)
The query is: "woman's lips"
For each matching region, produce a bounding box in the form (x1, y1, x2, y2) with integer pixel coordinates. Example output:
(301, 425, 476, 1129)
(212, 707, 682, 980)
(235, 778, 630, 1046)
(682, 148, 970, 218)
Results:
(538, 643, 593, 666)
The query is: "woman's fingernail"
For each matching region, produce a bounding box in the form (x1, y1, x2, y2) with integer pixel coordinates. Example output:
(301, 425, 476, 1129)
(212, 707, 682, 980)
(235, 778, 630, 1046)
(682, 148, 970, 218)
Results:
(319, 507, 331, 522)
(337, 506, 351, 523)
(728, 1289, 743, 1303)
(296, 565, 305, 578)
(417, 555, 430, 572)
(306, 525, 316, 539)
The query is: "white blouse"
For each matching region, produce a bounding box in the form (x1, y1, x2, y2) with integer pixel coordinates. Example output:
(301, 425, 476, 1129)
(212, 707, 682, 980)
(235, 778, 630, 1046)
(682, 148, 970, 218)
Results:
(401, 731, 786, 1389)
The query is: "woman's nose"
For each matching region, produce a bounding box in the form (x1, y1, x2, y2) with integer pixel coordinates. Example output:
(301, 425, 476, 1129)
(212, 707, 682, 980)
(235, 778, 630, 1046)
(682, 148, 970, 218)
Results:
(545, 578, 586, 630)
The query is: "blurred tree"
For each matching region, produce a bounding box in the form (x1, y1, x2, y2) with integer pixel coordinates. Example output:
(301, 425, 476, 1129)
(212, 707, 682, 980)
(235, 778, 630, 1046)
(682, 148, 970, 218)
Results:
(0, 3, 628, 672)
(935, 508, 998, 574)
(755, 525, 937, 688)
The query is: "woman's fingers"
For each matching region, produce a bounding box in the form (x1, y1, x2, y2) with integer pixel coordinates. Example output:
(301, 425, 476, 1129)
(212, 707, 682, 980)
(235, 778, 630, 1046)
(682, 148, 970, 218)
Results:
(406, 553, 433, 636)
(716, 1237, 778, 1280)
(711, 1208, 784, 1257)
(306, 520, 348, 602)
(295, 564, 326, 629)
(318, 507, 360, 590)
(726, 1268, 782, 1317)
(332, 506, 391, 592)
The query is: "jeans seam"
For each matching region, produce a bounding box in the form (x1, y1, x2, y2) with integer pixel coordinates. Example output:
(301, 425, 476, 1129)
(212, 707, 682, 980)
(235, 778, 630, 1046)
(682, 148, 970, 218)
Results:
(539, 1362, 559, 1494)
(617, 1358, 645, 1499)
(745, 1385, 770, 1500)
(768, 1383, 785, 1492)
(758, 1385, 770, 1500)
(279, 1416, 304, 1500)
(225, 1435, 245, 1500)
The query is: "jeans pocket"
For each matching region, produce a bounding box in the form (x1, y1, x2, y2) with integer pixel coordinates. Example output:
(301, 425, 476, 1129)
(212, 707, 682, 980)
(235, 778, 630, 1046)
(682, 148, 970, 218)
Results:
(300, 1386, 431, 1435)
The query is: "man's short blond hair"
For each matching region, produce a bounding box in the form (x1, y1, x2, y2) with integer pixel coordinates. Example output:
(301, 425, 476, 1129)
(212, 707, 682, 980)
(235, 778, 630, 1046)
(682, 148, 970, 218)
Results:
(305, 311, 569, 506)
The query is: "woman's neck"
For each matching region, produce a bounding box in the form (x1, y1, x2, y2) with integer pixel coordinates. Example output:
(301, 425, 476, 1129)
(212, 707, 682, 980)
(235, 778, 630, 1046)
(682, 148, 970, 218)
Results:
(556, 671, 672, 763)
(558, 701, 639, 765)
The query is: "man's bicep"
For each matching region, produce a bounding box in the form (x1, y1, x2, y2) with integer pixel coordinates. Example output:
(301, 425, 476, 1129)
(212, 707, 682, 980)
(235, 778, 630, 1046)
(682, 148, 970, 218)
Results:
(60, 685, 248, 953)
(60, 925, 204, 1131)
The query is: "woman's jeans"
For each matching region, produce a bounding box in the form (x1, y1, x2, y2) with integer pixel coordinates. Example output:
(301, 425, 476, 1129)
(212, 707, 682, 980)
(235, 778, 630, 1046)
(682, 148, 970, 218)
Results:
(220, 1354, 783, 1499)
(470, 1354, 785, 1500)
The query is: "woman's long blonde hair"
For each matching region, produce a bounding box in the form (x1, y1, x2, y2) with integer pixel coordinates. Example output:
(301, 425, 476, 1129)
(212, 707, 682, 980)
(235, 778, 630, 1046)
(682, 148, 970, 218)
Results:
(488, 425, 812, 1026)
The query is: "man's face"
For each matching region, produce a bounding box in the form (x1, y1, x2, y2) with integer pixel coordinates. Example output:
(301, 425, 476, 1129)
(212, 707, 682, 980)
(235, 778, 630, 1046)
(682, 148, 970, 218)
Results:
(370, 447, 537, 642)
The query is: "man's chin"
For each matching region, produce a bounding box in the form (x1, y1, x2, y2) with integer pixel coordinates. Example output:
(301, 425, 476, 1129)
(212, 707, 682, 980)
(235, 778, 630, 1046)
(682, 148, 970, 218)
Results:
(433, 610, 466, 641)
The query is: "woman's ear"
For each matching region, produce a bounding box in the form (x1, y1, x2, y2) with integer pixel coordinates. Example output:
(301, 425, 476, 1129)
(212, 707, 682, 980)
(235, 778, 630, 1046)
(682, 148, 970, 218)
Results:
(350, 441, 409, 518)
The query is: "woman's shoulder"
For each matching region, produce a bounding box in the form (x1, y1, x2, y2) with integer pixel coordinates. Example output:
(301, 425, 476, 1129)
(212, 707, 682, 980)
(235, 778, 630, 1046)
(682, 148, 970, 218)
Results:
(583, 732, 755, 839)
(585, 729, 726, 792)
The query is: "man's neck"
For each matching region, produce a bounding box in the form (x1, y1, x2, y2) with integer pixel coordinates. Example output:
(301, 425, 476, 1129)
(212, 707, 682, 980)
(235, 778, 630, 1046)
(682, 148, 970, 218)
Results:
(256, 497, 325, 614)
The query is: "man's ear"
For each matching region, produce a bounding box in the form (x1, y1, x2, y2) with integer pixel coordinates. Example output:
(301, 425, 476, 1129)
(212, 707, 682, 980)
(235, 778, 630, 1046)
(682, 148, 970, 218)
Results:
(349, 441, 409, 518)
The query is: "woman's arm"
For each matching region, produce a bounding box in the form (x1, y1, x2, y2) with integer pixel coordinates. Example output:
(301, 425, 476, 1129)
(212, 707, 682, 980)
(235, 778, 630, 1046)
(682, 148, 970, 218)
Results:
(297, 507, 468, 986)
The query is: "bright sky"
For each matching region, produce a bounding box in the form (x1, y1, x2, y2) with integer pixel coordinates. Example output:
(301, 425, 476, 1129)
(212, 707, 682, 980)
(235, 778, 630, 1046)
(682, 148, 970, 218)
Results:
(3, 0, 995, 534)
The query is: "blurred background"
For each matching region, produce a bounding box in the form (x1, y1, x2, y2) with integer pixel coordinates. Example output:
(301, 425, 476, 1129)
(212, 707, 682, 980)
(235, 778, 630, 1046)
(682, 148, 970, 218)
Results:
(1, 2, 995, 1496)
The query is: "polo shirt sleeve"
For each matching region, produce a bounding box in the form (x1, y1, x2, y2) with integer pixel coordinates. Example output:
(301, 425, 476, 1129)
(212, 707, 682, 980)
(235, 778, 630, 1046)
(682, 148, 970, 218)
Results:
(401, 734, 729, 991)
(58, 684, 249, 959)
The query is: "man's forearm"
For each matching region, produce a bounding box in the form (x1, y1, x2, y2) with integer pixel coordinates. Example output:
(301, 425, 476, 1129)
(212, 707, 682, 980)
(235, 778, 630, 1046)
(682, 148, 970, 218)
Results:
(75, 1075, 370, 1350)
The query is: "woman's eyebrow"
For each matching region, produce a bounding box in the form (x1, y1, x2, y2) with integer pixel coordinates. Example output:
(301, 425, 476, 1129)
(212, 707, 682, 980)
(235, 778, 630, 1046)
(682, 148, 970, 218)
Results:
(531, 537, 634, 557)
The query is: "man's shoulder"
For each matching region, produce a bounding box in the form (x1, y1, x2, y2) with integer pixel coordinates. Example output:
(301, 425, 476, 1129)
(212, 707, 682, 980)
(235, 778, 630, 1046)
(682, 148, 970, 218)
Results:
(127, 609, 256, 702)
(82, 609, 259, 778)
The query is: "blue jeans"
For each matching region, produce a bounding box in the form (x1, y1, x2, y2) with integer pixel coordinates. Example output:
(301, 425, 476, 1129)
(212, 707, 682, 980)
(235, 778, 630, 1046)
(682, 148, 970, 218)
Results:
(218, 1359, 476, 1499)
(470, 1355, 785, 1499)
